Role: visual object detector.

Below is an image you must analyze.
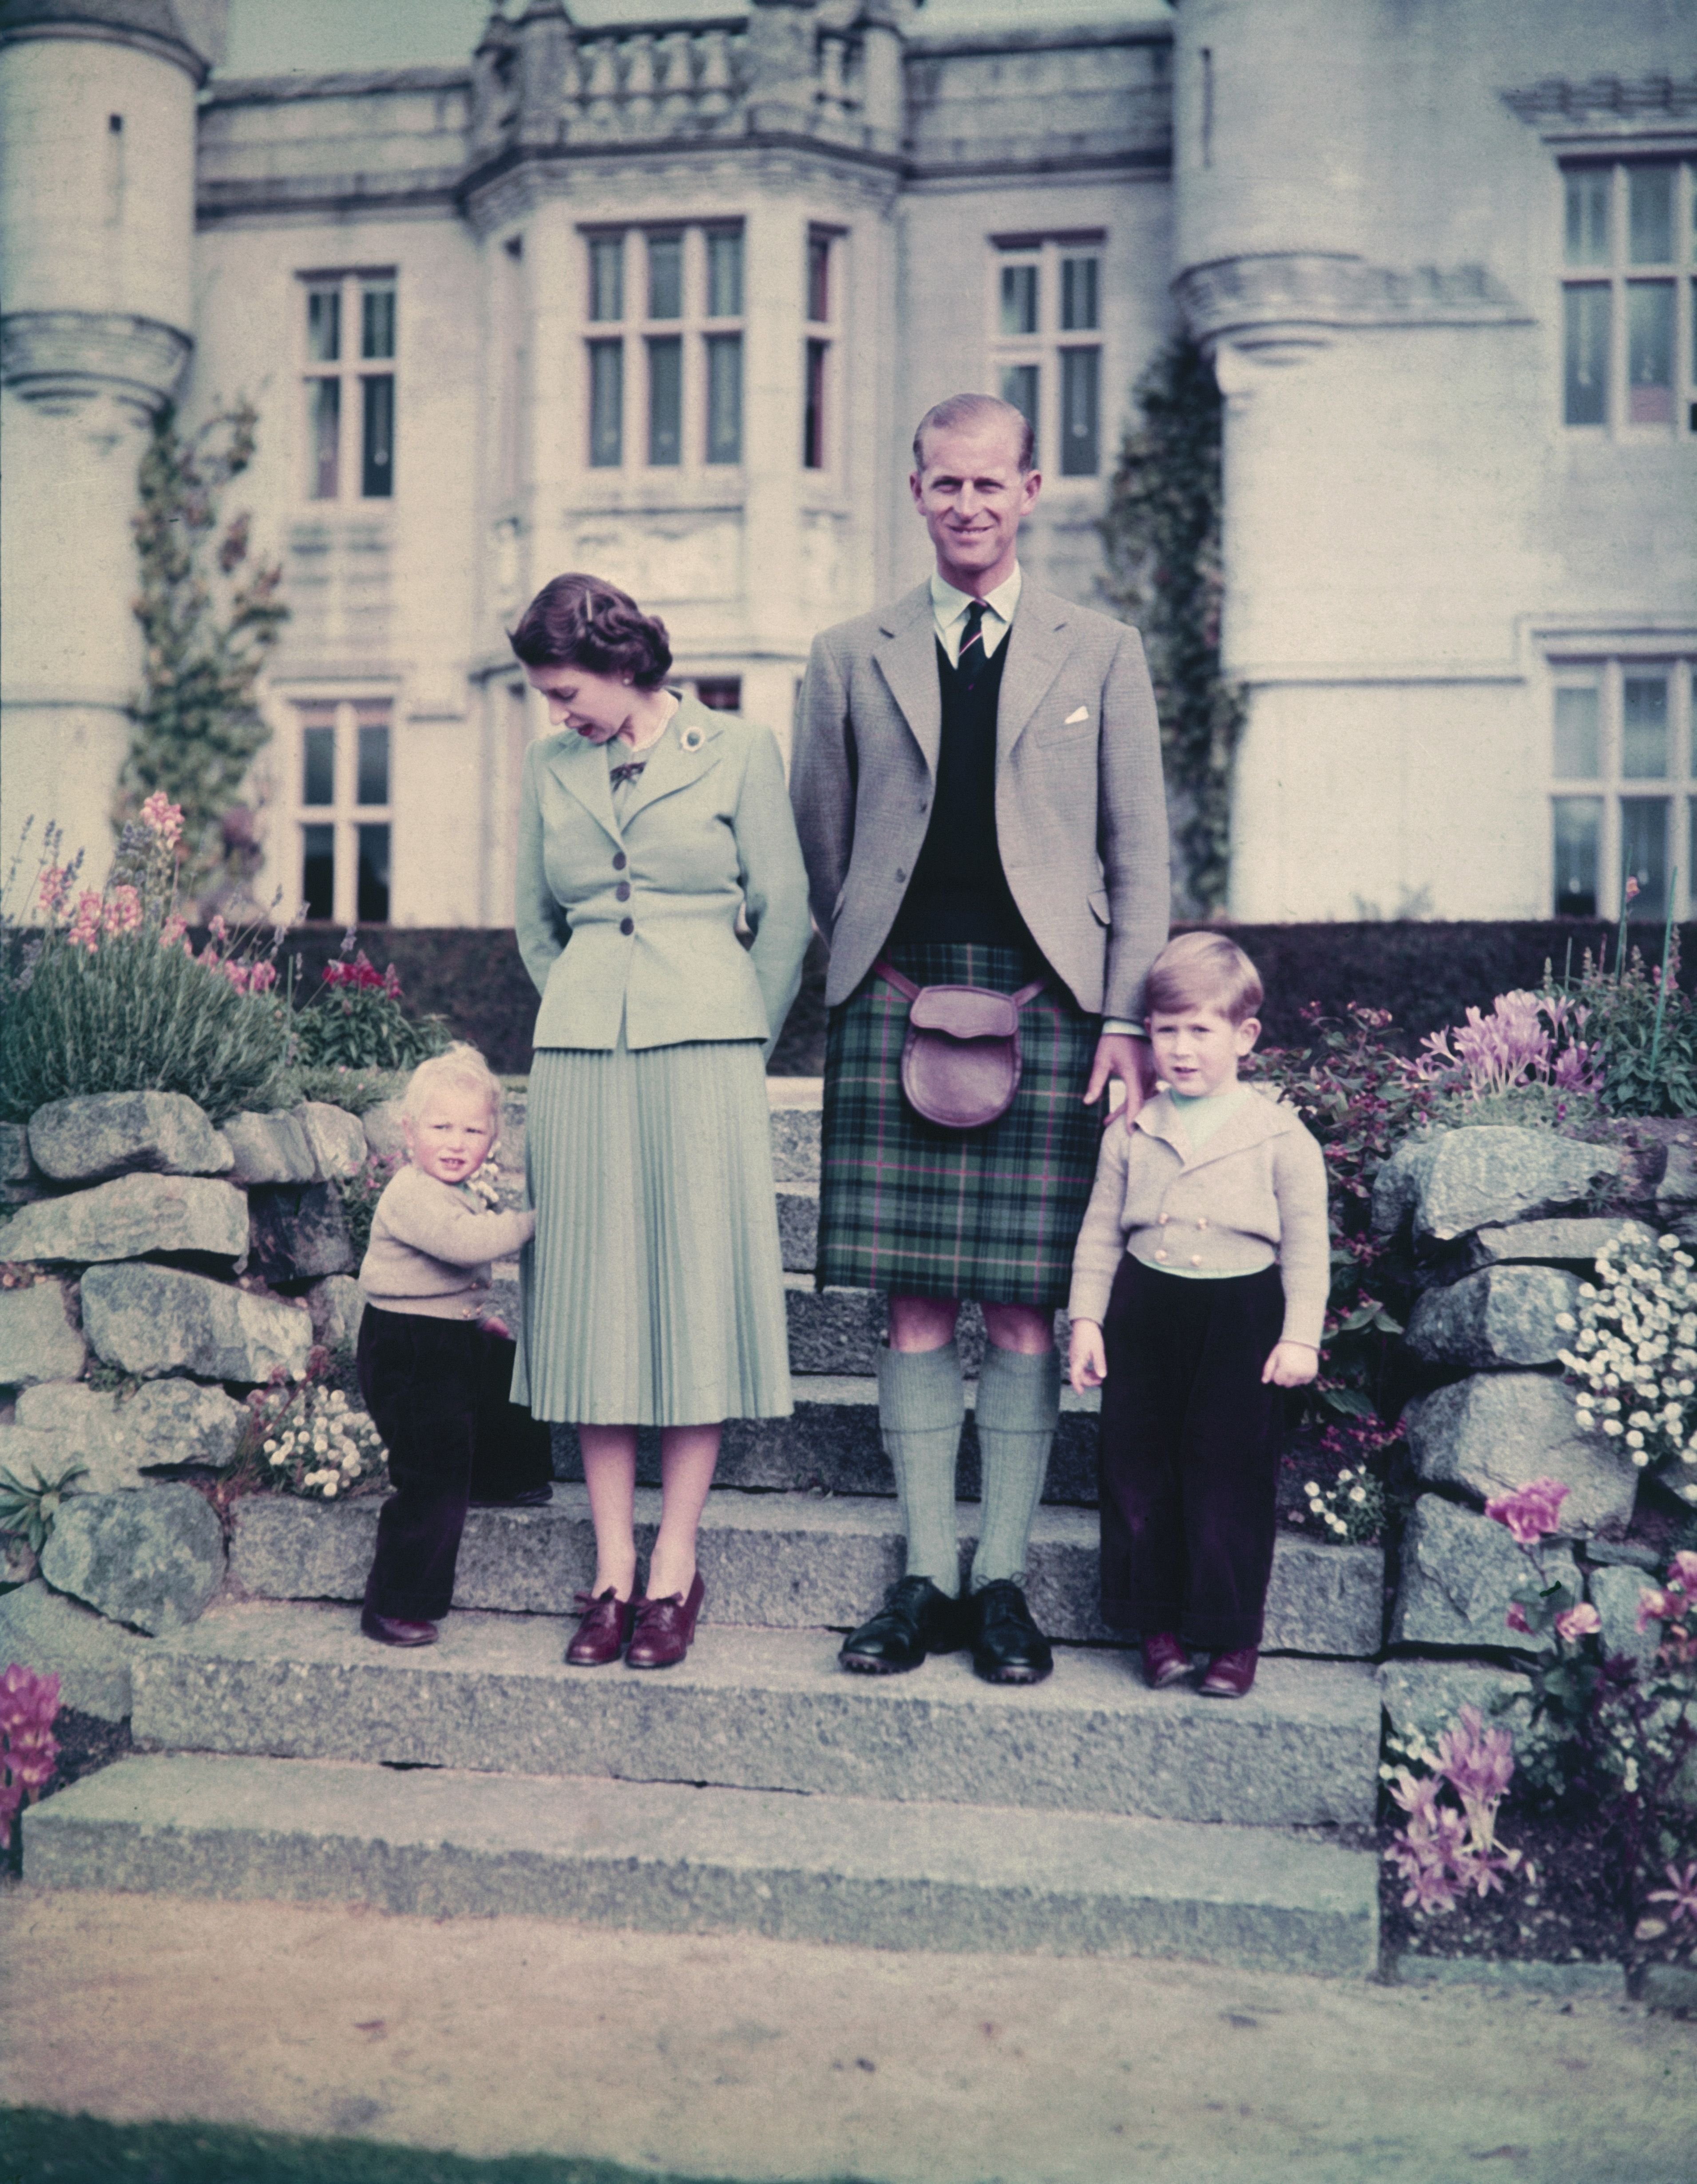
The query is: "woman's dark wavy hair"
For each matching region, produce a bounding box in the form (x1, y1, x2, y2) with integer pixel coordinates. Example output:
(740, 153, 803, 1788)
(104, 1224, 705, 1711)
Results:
(507, 572, 673, 688)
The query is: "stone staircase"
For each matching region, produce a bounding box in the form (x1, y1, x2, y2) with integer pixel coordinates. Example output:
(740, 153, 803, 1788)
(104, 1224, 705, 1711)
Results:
(23, 1085, 1387, 1976)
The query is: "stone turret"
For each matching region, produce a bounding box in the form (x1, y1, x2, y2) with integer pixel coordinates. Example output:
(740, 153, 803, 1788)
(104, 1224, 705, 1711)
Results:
(0, 0, 221, 887)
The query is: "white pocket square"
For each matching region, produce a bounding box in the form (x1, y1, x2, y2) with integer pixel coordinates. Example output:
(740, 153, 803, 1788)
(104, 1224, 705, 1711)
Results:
(1063, 707, 1090, 725)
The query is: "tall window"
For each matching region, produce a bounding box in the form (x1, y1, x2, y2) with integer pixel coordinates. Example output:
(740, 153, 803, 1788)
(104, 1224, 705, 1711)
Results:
(1550, 658, 1697, 920)
(294, 699, 393, 923)
(301, 273, 398, 500)
(583, 224, 744, 472)
(1561, 161, 1696, 433)
(990, 235, 1104, 475)
(803, 228, 836, 472)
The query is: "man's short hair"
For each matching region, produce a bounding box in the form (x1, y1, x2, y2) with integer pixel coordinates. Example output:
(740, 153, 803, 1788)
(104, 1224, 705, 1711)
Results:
(912, 393, 1035, 475)
(1145, 932, 1265, 1026)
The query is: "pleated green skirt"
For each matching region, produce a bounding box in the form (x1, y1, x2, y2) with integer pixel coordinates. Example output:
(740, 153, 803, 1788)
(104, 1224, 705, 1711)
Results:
(513, 1039, 792, 1427)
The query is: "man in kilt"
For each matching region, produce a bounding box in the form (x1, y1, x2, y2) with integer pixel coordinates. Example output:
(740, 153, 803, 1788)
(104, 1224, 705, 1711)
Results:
(791, 392, 1170, 1683)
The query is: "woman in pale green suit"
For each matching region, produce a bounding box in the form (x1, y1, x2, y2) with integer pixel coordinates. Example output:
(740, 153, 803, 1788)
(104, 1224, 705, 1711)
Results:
(510, 573, 810, 1668)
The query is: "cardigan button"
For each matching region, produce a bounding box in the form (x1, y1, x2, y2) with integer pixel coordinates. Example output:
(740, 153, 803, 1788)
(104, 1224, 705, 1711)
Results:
(612, 852, 627, 870)
(615, 882, 631, 902)
(1155, 1251, 1168, 1263)
(619, 917, 634, 936)
(1189, 1254, 1203, 1266)
(1158, 1214, 1170, 1226)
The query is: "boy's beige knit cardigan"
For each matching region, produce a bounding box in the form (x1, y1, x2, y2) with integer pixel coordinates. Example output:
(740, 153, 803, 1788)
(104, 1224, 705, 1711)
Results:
(1067, 1087, 1331, 1350)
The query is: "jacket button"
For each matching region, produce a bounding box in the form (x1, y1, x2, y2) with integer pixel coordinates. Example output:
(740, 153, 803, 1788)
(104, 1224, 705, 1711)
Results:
(1155, 1251, 1168, 1263)
(895, 868, 906, 883)
(615, 882, 630, 902)
(619, 917, 634, 936)
(612, 852, 627, 870)
(1158, 1214, 1170, 1226)
(1197, 1217, 1207, 1229)
(918, 800, 929, 814)
(1190, 1254, 1203, 1266)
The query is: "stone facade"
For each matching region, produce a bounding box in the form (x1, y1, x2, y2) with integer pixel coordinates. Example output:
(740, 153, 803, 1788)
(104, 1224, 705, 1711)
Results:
(1, 0, 1691, 925)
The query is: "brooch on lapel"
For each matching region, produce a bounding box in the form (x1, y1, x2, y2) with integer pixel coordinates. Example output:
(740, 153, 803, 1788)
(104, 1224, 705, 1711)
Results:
(680, 723, 705, 753)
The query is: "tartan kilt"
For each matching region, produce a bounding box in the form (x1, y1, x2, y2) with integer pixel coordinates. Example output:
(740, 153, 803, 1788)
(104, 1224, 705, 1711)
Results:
(817, 941, 1105, 1310)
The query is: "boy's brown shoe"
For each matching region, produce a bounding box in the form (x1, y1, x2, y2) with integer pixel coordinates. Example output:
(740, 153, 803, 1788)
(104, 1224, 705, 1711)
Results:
(1199, 1645, 1259, 1698)
(361, 1610, 438, 1648)
(1142, 1631, 1189, 1689)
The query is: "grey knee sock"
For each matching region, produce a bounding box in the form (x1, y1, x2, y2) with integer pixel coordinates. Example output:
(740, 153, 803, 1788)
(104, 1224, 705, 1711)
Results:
(877, 1342, 965, 1594)
(971, 1343, 1060, 1591)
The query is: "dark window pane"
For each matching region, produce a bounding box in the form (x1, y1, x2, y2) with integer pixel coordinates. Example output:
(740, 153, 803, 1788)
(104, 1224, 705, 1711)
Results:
(1629, 164, 1673, 263)
(1060, 348, 1100, 475)
(999, 262, 1037, 335)
(302, 725, 335, 806)
(1628, 282, 1674, 422)
(309, 377, 340, 498)
(357, 722, 390, 806)
(999, 362, 1038, 462)
(302, 823, 335, 920)
(589, 340, 622, 465)
(807, 234, 830, 323)
(361, 286, 395, 360)
(695, 678, 741, 712)
(1564, 171, 1610, 267)
(307, 288, 340, 362)
(1552, 685, 1600, 778)
(361, 375, 394, 497)
(647, 336, 682, 464)
(706, 333, 741, 464)
(1624, 675, 1670, 778)
(1622, 798, 1669, 923)
(356, 823, 390, 925)
(1552, 798, 1601, 917)
(647, 234, 682, 319)
(1061, 257, 1099, 331)
(803, 338, 826, 469)
(1563, 287, 1609, 425)
(589, 235, 623, 322)
(707, 230, 743, 318)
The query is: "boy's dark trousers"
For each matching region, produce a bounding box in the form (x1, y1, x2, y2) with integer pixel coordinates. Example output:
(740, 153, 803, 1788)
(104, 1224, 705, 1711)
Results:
(1097, 1255, 1286, 1653)
(357, 1305, 554, 1624)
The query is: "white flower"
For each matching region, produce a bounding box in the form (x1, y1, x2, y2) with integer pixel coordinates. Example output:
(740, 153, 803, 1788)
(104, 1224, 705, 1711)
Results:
(269, 1451, 285, 1466)
(1682, 1484, 1697, 1502)
(1555, 1312, 1576, 1331)
(1303, 1482, 1319, 1496)
(1349, 1486, 1366, 1504)
(1660, 1234, 1680, 1251)
(1626, 1431, 1645, 1448)
(322, 1479, 338, 1497)
(1603, 1419, 1624, 1435)
(1633, 1450, 1650, 1467)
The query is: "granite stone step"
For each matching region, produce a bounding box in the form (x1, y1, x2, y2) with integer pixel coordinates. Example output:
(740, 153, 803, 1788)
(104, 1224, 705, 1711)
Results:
(129, 1603, 1381, 1826)
(226, 1488, 1383, 1658)
(23, 1752, 1380, 1976)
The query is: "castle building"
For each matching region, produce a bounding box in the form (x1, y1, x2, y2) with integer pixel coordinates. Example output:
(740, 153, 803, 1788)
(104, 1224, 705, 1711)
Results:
(2, 0, 1693, 930)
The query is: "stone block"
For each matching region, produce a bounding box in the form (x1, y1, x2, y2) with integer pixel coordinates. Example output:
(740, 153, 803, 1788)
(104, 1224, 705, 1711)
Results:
(0, 1174, 248, 1266)
(294, 1102, 366, 1181)
(1464, 1217, 1657, 1272)
(1378, 1659, 1534, 1746)
(769, 1104, 821, 1186)
(0, 1577, 152, 1719)
(776, 1184, 817, 1273)
(247, 1182, 356, 1282)
(28, 1091, 232, 1183)
(1405, 1266, 1582, 1369)
(220, 1111, 316, 1186)
(1372, 1127, 1622, 1245)
(39, 1482, 226, 1634)
(8, 1378, 247, 1492)
(0, 1123, 32, 1183)
(80, 1263, 312, 1383)
(1643, 1962, 1697, 2013)
(2, 1533, 37, 1584)
(306, 1275, 364, 1352)
(1391, 1494, 1580, 1651)
(783, 1282, 886, 1375)
(1657, 1145, 1697, 1212)
(0, 1279, 86, 1386)
(1404, 1372, 1637, 1537)
(361, 1100, 407, 1163)
(1587, 1561, 1661, 1675)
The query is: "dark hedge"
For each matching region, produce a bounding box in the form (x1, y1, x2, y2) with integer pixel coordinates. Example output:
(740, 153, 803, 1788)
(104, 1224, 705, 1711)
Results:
(264, 921, 1692, 1077)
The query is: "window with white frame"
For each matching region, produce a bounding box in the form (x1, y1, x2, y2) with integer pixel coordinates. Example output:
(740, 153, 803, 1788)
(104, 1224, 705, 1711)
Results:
(803, 227, 836, 472)
(293, 699, 393, 923)
(301, 272, 398, 500)
(1561, 160, 1696, 433)
(584, 225, 744, 471)
(1550, 656, 1697, 920)
(990, 234, 1104, 476)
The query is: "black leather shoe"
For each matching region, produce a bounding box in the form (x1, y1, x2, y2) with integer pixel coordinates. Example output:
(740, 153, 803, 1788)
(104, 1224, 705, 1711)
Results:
(967, 1580, 1053, 1684)
(839, 1576, 964, 1674)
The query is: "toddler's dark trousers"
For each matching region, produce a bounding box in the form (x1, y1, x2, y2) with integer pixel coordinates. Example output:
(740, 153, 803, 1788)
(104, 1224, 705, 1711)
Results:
(1098, 1255, 1286, 1653)
(357, 1306, 554, 1623)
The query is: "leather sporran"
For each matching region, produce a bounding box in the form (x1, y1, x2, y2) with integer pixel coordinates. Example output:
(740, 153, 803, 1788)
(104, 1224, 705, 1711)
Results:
(874, 959, 1048, 1130)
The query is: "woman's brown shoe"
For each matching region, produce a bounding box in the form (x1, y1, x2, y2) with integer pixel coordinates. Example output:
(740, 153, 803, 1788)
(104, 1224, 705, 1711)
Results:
(1199, 1644, 1259, 1698)
(566, 1587, 636, 1666)
(625, 1571, 705, 1669)
(1142, 1631, 1189, 1689)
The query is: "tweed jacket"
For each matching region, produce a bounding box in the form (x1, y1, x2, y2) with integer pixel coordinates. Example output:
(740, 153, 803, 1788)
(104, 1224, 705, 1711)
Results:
(1067, 1088, 1331, 1350)
(515, 695, 811, 1054)
(790, 576, 1170, 1017)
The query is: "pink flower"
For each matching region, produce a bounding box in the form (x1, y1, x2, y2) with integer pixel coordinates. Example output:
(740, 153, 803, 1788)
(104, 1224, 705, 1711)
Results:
(1638, 1588, 1675, 1633)
(247, 960, 278, 995)
(65, 890, 103, 953)
(221, 961, 250, 994)
(139, 791, 184, 845)
(208, 913, 229, 945)
(102, 884, 142, 937)
(1670, 1551, 1697, 1595)
(1485, 1478, 1571, 1545)
(1648, 1862, 1697, 1928)
(1388, 1770, 1443, 1828)
(1554, 1602, 1602, 1644)
(1505, 1600, 1532, 1635)
(159, 914, 188, 950)
(36, 864, 71, 916)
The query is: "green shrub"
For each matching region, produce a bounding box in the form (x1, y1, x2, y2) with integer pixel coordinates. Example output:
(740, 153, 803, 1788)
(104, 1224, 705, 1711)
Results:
(292, 951, 448, 1072)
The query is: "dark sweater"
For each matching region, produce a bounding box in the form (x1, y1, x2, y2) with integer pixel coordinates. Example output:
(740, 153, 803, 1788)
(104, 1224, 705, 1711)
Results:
(887, 636, 1041, 954)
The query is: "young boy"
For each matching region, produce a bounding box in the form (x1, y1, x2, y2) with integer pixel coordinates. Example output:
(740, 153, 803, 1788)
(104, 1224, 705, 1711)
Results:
(1067, 933, 1329, 1697)
(356, 1043, 553, 1648)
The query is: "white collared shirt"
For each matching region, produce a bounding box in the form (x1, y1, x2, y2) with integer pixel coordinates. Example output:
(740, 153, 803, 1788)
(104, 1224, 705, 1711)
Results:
(930, 564, 1023, 668)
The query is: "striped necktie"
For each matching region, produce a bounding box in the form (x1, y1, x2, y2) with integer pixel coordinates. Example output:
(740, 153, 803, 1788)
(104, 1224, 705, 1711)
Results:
(957, 598, 987, 675)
